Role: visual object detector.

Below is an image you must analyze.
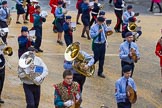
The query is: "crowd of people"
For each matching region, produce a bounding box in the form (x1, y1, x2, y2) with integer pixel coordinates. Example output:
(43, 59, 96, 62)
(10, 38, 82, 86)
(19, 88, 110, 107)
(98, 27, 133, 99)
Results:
(0, 0, 162, 108)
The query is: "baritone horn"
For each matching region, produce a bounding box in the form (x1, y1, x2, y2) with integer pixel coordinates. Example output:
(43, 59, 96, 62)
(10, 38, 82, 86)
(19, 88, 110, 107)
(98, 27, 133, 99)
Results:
(127, 22, 137, 32)
(64, 42, 95, 77)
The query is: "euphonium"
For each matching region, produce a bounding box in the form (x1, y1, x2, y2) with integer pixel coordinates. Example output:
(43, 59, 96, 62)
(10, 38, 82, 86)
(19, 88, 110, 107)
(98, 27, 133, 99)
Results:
(127, 22, 137, 32)
(64, 42, 95, 77)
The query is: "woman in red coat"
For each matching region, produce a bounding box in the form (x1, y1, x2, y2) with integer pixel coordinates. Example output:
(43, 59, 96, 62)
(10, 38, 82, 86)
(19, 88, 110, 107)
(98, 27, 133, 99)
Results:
(150, 0, 162, 13)
(155, 36, 162, 92)
(155, 37, 162, 74)
(76, 0, 83, 25)
(29, 0, 39, 23)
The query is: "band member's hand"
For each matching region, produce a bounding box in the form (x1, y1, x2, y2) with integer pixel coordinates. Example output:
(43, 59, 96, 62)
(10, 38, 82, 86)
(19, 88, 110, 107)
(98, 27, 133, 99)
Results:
(83, 65, 89, 70)
(34, 76, 42, 83)
(18, 72, 26, 78)
(64, 100, 74, 107)
(127, 91, 130, 97)
(99, 29, 103, 33)
(128, 52, 132, 57)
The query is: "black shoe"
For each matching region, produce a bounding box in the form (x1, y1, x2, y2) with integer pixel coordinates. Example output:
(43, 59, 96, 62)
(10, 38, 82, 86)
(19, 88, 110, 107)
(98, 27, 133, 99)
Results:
(38, 49, 43, 52)
(0, 99, 4, 104)
(16, 21, 21, 24)
(24, 21, 28, 24)
(53, 29, 58, 33)
(114, 28, 121, 33)
(81, 35, 86, 38)
(77, 22, 81, 25)
(57, 40, 63, 46)
(98, 74, 106, 78)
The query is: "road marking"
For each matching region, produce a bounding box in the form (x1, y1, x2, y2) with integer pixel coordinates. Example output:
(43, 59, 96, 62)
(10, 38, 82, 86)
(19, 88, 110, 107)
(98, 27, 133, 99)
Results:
(43, 53, 119, 57)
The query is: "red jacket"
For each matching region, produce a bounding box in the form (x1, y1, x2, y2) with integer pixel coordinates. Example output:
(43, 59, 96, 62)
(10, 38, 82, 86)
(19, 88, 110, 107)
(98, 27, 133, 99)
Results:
(76, 0, 83, 9)
(49, 0, 58, 14)
(29, 5, 36, 23)
(155, 42, 162, 57)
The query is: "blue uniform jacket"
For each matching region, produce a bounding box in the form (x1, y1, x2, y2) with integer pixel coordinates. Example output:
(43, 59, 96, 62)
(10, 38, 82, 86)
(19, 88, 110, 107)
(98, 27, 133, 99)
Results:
(119, 41, 140, 63)
(115, 76, 136, 103)
(63, 22, 72, 36)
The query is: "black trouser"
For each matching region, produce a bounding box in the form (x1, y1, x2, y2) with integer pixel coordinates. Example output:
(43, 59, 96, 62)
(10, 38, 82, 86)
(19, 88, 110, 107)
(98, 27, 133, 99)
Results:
(34, 26, 42, 50)
(23, 83, 40, 108)
(90, 14, 97, 28)
(117, 101, 131, 108)
(109, 0, 112, 3)
(64, 35, 73, 47)
(0, 65, 5, 97)
(121, 61, 134, 77)
(150, 1, 162, 12)
(93, 42, 106, 75)
(114, 9, 123, 31)
(73, 74, 86, 92)
(25, 4, 30, 20)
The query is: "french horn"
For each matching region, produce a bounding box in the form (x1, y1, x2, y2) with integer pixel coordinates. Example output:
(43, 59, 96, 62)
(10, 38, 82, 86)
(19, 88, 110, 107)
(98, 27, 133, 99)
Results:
(64, 42, 95, 77)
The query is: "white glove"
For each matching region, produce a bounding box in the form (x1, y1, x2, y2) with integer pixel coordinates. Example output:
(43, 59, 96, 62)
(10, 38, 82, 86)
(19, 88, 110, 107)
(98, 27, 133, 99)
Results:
(64, 100, 74, 107)
(34, 76, 42, 83)
(76, 93, 81, 100)
(18, 72, 26, 78)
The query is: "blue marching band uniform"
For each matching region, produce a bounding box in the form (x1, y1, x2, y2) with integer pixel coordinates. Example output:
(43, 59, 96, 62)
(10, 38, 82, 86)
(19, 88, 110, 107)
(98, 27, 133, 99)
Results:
(122, 5, 142, 41)
(63, 16, 73, 47)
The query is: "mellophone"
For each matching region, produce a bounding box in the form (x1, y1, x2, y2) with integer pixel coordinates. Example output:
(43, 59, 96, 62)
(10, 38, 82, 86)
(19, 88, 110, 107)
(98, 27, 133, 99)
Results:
(18, 51, 44, 85)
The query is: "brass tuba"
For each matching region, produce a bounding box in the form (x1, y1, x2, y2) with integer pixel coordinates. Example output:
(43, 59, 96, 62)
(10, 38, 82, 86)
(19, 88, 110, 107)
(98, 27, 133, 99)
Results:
(127, 22, 137, 32)
(64, 42, 95, 77)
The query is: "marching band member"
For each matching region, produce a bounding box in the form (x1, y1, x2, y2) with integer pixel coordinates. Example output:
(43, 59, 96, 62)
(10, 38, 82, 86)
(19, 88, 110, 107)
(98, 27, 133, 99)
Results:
(0, 0, 9, 44)
(155, 36, 162, 86)
(89, 0, 100, 28)
(18, 49, 48, 108)
(115, 65, 137, 108)
(149, 0, 162, 13)
(18, 26, 34, 58)
(49, 0, 58, 33)
(15, 0, 28, 24)
(29, 0, 39, 23)
(0, 45, 6, 104)
(119, 32, 140, 77)
(33, 5, 46, 52)
(64, 42, 94, 92)
(81, 0, 91, 40)
(63, 43, 94, 107)
(122, 19, 142, 42)
(54, 70, 81, 108)
(55, 1, 65, 45)
(63, 16, 73, 47)
(114, 0, 125, 33)
(25, 0, 31, 21)
(122, 5, 142, 42)
(76, 0, 83, 25)
(90, 17, 111, 78)
(122, 5, 135, 25)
